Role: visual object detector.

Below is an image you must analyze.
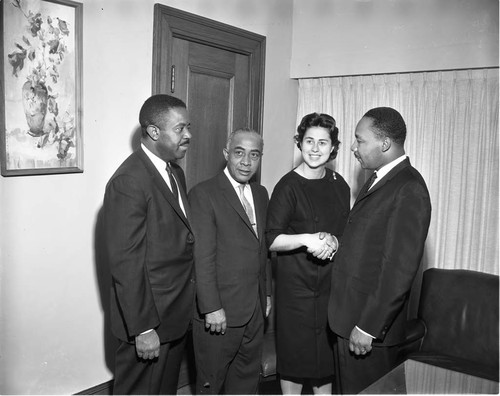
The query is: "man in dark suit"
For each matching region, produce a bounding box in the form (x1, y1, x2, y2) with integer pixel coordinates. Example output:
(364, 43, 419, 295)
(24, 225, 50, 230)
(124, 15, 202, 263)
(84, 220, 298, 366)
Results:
(102, 94, 195, 394)
(188, 128, 272, 394)
(328, 107, 432, 394)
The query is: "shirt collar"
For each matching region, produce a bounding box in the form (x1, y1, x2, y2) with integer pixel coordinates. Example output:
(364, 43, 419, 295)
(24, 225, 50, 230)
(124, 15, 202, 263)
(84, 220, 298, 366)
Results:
(375, 154, 407, 181)
(141, 143, 168, 172)
(224, 167, 248, 190)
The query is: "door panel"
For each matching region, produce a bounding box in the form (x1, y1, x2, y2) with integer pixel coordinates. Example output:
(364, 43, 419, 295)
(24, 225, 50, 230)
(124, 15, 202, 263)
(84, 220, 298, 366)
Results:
(188, 41, 235, 71)
(152, 5, 265, 190)
(185, 67, 232, 186)
(174, 40, 247, 188)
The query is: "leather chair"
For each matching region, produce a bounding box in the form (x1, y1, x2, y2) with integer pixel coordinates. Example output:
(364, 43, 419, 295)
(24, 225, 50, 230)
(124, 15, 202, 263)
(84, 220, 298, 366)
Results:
(402, 268, 499, 382)
(260, 254, 277, 381)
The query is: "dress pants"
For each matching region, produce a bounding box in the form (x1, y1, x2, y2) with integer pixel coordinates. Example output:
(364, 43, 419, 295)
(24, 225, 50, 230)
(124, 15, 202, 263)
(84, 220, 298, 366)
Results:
(335, 336, 399, 394)
(193, 301, 264, 395)
(113, 334, 187, 395)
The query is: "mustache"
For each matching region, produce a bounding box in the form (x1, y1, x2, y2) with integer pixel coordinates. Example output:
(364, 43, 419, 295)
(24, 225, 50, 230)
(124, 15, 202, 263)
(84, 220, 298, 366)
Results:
(180, 139, 190, 146)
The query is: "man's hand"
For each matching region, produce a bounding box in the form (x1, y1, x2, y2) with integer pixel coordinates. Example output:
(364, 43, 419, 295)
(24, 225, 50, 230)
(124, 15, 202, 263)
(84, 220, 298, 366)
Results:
(266, 296, 272, 317)
(135, 330, 160, 360)
(349, 326, 373, 356)
(205, 308, 227, 334)
(306, 232, 338, 260)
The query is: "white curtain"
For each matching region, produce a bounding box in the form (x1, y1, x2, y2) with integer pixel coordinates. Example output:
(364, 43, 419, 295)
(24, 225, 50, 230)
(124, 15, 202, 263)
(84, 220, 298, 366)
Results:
(296, 69, 499, 275)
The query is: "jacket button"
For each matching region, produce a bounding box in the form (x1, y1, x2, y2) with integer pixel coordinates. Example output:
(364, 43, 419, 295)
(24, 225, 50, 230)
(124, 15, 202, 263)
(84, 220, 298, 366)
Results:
(187, 233, 194, 244)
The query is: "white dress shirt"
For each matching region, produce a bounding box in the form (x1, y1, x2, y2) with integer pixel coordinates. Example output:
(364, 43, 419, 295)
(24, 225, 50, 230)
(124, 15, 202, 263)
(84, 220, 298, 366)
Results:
(223, 167, 257, 228)
(141, 143, 187, 216)
(369, 154, 407, 191)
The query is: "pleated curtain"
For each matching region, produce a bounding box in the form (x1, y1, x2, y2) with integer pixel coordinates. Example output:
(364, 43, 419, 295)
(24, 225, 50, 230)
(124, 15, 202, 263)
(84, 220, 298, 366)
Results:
(296, 69, 499, 275)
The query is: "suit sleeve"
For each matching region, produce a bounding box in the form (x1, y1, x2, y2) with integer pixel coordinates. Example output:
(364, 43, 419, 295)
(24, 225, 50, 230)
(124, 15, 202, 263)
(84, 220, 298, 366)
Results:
(357, 180, 431, 339)
(103, 174, 160, 337)
(188, 186, 222, 314)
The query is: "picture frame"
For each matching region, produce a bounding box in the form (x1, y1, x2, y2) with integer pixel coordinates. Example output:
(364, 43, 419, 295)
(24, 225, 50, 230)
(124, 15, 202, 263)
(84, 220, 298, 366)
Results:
(1, 0, 82, 176)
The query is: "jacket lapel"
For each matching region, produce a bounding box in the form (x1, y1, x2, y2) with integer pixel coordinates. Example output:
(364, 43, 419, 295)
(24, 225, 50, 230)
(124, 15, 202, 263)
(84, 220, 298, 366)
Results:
(251, 184, 265, 240)
(137, 149, 192, 231)
(353, 158, 411, 208)
(218, 173, 258, 239)
(171, 165, 192, 222)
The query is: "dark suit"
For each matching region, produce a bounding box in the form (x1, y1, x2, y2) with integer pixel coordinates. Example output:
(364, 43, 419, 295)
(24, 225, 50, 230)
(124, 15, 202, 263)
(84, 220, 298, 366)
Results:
(328, 158, 431, 393)
(103, 148, 195, 394)
(188, 171, 271, 394)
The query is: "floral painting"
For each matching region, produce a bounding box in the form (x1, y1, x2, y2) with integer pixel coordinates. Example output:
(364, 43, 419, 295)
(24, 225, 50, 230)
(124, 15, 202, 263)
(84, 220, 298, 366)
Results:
(1, 0, 82, 176)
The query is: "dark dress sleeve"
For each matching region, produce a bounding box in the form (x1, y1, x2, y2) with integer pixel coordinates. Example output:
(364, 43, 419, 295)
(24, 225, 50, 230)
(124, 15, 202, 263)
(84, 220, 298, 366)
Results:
(265, 174, 297, 249)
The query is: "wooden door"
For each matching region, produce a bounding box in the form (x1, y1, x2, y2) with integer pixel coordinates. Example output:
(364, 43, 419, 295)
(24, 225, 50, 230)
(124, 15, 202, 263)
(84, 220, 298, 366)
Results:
(152, 5, 265, 190)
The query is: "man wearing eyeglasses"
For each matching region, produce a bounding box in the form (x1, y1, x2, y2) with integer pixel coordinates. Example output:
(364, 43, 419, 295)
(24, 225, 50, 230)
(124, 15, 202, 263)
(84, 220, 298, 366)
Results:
(188, 128, 272, 394)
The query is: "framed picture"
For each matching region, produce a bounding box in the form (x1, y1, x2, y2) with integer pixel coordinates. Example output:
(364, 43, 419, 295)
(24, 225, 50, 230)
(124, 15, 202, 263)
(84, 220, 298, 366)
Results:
(1, 0, 82, 176)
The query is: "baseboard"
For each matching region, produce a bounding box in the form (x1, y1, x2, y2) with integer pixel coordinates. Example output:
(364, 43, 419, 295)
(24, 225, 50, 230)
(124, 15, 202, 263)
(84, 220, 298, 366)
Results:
(74, 380, 113, 395)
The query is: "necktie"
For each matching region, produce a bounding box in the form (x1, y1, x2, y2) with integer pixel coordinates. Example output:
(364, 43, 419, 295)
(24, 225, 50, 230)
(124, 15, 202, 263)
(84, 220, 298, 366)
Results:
(238, 184, 257, 235)
(366, 171, 378, 190)
(361, 171, 377, 196)
(166, 163, 179, 200)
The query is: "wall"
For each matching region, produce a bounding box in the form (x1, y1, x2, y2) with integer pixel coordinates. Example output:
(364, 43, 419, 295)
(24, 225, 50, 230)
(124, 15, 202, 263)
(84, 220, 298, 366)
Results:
(291, 0, 499, 78)
(0, 0, 297, 393)
(1, 0, 497, 393)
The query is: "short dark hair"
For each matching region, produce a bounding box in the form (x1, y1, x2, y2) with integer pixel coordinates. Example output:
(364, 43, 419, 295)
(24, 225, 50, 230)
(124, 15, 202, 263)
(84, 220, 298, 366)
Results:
(363, 107, 406, 145)
(139, 94, 186, 130)
(295, 112, 340, 161)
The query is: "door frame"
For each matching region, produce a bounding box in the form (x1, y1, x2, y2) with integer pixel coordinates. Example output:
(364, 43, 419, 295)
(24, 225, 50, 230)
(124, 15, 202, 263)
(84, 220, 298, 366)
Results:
(152, 4, 266, 136)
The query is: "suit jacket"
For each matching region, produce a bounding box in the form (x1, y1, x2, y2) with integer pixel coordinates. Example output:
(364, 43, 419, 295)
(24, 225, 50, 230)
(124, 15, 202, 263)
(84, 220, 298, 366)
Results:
(103, 148, 195, 343)
(188, 172, 271, 327)
(328, 158, 431, 346)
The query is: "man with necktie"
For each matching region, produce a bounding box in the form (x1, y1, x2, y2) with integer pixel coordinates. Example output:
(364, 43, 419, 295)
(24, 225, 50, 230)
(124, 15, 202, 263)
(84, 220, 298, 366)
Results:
(328, 107, 432, 394)
(102, 94, 195, 394)
(188, 128, 272, 394)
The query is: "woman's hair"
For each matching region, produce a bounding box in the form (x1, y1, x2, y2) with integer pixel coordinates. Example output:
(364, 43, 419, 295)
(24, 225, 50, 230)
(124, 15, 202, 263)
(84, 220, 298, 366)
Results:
(295, 112, 341, 161)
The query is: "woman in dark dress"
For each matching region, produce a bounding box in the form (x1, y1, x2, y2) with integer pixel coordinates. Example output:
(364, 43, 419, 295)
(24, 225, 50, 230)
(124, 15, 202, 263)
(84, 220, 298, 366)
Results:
(266, 113, 350, 394)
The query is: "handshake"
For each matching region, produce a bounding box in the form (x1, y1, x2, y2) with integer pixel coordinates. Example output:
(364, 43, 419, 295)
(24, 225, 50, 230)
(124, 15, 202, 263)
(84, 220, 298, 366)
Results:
(306, 232, 338, 261)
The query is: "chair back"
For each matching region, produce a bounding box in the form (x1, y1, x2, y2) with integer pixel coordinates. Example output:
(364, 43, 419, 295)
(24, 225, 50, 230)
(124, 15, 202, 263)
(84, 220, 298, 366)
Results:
(418, 268, 499, 369)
